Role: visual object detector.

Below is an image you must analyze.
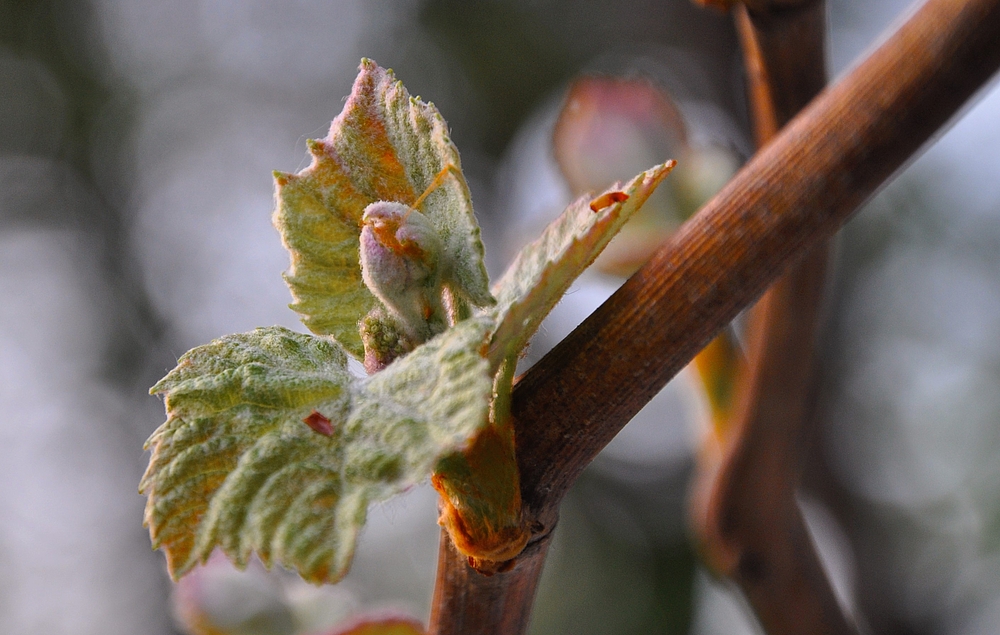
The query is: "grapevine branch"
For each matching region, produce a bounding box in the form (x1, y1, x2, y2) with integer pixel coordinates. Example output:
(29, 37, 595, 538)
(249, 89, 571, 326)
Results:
(689, 2, 856, 635)
(428, 0, 1000, 633)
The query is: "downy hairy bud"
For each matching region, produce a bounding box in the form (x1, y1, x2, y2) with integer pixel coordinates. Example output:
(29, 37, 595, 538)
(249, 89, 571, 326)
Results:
(360, 201, 448, 347)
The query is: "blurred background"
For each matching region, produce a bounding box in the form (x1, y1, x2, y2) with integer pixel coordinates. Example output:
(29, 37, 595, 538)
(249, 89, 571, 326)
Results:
(1, 0, 999, 633)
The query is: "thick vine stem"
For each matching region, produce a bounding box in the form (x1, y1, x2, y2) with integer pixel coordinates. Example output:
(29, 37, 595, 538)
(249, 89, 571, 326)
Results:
(426, 0, 1000, 632)
(689, 2, 857, 635)
(427, 532, 551, 635)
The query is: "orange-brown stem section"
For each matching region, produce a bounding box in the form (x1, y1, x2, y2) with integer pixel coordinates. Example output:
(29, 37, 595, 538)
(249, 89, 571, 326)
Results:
(431, 425, 529, 572)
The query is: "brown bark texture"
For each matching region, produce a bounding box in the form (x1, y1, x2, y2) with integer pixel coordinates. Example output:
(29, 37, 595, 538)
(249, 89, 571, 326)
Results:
(427, 0, 1000, 633)
(689, 2, 856, 635)
(427, 534, 549, 634)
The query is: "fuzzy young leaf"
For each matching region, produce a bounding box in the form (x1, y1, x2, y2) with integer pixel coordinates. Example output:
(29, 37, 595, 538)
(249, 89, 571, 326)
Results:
(141, 320, 494, 585)
(488, 161, 676, 366)
(141, 328, 352, 580)
(274, 59, 493, 359)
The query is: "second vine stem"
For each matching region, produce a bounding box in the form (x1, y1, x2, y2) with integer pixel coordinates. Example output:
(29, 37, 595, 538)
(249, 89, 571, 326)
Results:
(689, 1, 857, 635)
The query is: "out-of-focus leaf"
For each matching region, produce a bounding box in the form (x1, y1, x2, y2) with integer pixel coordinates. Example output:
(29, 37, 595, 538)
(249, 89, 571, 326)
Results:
(172, 553, 296, 635)
(554, 77, 686, 196)
(325, 614, 425, 635)
(141, 319, 494, 585)
(554, 77, 688, 276)
(690, 327, 744, 435)
(488, 161, 675, 366)
(274, 59, 493, 359)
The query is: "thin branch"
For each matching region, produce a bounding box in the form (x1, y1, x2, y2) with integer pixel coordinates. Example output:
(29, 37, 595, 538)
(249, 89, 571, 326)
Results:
(689, 2, 856, 635)
(427, 0, 1000, 632)
(736, 1, 827, 144)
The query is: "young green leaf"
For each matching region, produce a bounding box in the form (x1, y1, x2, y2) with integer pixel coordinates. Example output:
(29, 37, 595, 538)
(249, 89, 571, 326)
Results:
(487, 161, 676, 367)
(274, 59, 493, 360)
(147, 54, 681, 586)
(141, 327, 353, 579)
(142, 319, 494, 585)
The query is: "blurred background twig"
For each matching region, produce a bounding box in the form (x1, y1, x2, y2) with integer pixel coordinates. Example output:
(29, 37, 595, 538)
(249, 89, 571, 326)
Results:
(689, 2, 849, 634)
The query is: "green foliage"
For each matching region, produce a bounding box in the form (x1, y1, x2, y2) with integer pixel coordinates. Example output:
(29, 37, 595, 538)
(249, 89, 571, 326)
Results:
(273, 59, 492, 359)
(141, 320, 493, 584)
(488, 162, 675, 368)
(143, 59, 674, 586)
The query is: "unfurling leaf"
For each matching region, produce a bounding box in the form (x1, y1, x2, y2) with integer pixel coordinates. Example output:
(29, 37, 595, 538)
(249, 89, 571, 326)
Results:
(141, 319, 494, 585)
(488, 161, 676, 367)
(274, 59, 493, 361)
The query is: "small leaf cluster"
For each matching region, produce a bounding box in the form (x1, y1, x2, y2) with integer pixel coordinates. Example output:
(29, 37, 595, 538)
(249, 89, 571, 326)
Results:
(141, 58, 674, 585)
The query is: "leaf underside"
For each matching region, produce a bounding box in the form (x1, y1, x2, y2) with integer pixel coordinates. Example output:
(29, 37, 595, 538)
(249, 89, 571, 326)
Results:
(274, 59, 493, 359)
(141, 321, 493, 585)
(488, 161, 676, 365)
